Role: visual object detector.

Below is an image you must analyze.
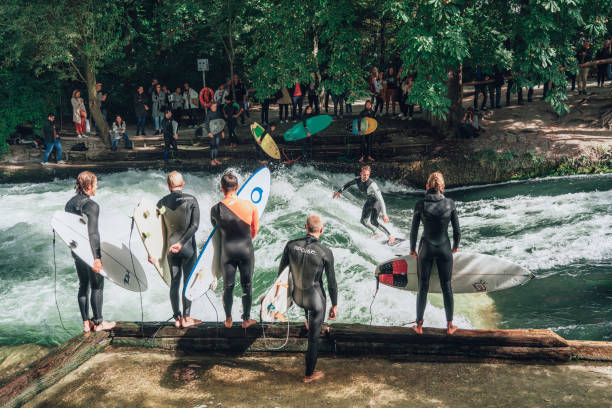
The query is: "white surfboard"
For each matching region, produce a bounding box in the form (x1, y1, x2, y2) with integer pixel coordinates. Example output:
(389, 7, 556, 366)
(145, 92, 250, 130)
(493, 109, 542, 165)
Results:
(133, 198, 171, 286)
(183, 167, 271, 300)
(51, 211, 148, 292)
(375, 252, 534, 294)
(260, 267, 293, 322)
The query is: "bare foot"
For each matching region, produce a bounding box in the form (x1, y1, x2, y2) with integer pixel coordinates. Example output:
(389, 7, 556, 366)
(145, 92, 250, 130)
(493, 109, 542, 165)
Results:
(94, 321, 116, 332)
(214, 158, 223, 164)
(305, 320, 309, 330)
(242, 318, 257, 329)
(211, 160, 218, 166)
(224, 317, 232, 328)
(372, 233, 382, 239)
(413, 321, 423, 335)
(358, 156, 364, 163)
(303, 370, 325, 383)
(174, 318, 181, 328)
(181, 317, 202, 328)
(368, 156, 375, 162)
(388, 236, 396, 245)
(83, 320, 93, 333)
(447, 321, 458, 335)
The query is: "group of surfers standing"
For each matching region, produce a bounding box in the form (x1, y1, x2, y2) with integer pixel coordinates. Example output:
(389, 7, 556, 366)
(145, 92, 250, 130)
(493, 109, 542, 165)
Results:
(62, 164, 460, 382)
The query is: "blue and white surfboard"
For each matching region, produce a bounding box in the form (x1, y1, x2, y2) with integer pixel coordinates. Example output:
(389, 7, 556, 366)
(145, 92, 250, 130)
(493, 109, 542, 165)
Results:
(184, 167, 271, 300)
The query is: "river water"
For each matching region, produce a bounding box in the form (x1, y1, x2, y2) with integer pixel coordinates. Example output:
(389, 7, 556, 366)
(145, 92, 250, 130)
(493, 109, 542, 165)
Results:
(0, 166, 610, 348)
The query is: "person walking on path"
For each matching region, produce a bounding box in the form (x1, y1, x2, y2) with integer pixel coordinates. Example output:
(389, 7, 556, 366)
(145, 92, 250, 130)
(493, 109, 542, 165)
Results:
(42, 113, 65, 165)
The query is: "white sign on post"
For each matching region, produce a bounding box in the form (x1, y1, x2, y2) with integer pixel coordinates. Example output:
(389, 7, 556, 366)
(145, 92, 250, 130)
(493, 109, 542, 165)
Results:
(197, 59, 209, 72)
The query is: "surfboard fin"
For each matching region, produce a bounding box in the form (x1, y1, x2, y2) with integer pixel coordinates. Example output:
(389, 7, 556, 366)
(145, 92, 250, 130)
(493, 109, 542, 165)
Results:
(158, 206, 167, 215)
(143, 210, 150, 219)
(142, 232, 151, 239)
(274, 312, 287, 322)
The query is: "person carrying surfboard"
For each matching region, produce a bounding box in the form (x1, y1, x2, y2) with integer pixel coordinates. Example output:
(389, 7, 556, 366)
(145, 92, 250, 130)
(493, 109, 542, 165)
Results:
(409, 171, 461, 335)
(358, 101, 376, 163)
(64, 171, 116, 333)
(150, 171, 202, 329)
(333, 165, 396, 245)
(205, 103, 225, 166)
(277, 215, 338, 383)
(211, 172, 259, 329)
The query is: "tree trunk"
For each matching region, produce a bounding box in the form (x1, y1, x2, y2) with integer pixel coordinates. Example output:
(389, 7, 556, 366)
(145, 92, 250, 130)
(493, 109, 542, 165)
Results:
(446, 66, 463, 133)
(227, 0, 236, 102)
(84, 59, 110, 146)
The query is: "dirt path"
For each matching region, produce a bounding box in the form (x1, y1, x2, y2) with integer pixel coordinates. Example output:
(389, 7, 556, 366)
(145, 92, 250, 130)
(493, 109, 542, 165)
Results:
(25, 348, 612, 408)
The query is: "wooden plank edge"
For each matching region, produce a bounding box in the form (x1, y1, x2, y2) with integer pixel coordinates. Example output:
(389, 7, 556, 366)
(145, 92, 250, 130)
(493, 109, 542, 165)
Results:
(568, 340, 612, 362)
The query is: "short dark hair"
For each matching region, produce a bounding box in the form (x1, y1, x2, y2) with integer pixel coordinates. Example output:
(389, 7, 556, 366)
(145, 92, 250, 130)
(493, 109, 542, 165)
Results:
(48, 113, 55, 117)
(221, 173, 238, 192)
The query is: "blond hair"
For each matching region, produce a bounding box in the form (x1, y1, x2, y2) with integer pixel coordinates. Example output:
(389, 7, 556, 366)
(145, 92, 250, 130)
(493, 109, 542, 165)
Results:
(75, 171, 97, 194)
(72, 89, 80, 98)
(167, 171, 184, 189)
(306, 214, 323, 233)
(361, 165, 371, 173)
(427, 172, 445, 193)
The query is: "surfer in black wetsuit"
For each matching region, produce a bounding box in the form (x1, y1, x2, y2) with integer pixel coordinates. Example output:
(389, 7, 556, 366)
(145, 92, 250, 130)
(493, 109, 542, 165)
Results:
(409, 171, 461, 335)
(301, 106, 315, 160)
(333, 165, 396, 245)
(151, 171, 201, 328)
(358, 101, 376, 163)
(211, 173, 259, 329)
(205, 103, 225, 166)
(162, 110, 178, 164)
(64, 171, 116, 332)
(278, 215, 338, 383)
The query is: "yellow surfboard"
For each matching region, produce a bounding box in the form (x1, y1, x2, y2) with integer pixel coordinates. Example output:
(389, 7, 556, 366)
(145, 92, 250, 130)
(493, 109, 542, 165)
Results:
(251, 122, 281, 160)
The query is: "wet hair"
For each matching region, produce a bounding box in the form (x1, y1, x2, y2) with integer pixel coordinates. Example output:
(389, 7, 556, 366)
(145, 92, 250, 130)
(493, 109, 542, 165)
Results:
(75, 171, 97, 195)
(221, 173, 238, 192)
(167, 171, 184, 189)
(427, 172, 445, 193)
(306, 215, 323, 233)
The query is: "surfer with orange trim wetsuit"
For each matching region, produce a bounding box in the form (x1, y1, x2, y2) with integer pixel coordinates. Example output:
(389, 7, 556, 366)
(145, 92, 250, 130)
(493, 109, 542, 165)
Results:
(409, 171, 461, 335)
(65, 171, 116, 333)
(211, 172, 259, 329)
(151, 171, 202, 329)
(278, 215, 338, 383)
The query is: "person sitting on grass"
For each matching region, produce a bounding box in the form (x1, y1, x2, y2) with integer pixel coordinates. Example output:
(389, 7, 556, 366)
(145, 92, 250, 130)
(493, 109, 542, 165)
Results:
(110, 115, 133, 151)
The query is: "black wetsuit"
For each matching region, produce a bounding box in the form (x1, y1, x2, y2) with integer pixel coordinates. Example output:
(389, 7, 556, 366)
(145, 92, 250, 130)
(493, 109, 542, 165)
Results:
(157, 190, 200, 319)
(211, 196, 259, 320)
(358, 108, 375, 158)
(337, 177, 391, 237)
(409, 189, 461, 322)
(65, 193, 104, 325)
(278, 234, 337, 377)
(162, 116, 177, 162)
(301, 112, 316, 160)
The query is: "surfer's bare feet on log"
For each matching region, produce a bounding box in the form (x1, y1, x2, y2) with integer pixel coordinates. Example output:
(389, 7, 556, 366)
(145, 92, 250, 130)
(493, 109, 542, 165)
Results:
(214, 158, 223, 165)
(83, 320, 93, 333)
(174, 318, 181, 328)
(211, 160, 218, 166)
(224, 317, 232, 328)
(181, 317, 202, 328)
(447, 321, 458, 335)
(413, 321, 423, 335)
(303, 370, 325, 383)
(388, 236, 396, 245)
(94, 321, 116, 332)
(242, 318, 257, 329)
(358, 156, 364, 163)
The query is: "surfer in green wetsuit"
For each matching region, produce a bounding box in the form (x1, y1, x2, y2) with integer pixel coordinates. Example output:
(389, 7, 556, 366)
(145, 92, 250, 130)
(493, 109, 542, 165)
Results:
(149, 171, 202, 328)
(333, 165, 396, 245)
(65, 171, 116, 332)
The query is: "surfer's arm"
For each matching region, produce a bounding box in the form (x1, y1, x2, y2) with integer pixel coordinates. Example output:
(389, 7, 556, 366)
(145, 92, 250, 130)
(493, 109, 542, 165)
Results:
(278, 244, 289, 277)
(337, 178, 358, 194)
(370, 182, 388, 217)
(450, 202, 461, 250)
(82, 201, 102, 260)
(179, 199, 200, 246)
(409, 201, 423, 253)
(251, 205, 259, 239)
(323, 248, 338, 306)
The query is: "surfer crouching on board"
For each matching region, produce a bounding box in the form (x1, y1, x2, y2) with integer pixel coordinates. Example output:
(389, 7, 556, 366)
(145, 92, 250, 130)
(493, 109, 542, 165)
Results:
(278, 215, 338, 383)
(333, 165, 396, 245)
(409, 172, 461, 335)
(211, 172, 259, 329)
(151, 171, 202, 328)
(65, 171, 116, 332)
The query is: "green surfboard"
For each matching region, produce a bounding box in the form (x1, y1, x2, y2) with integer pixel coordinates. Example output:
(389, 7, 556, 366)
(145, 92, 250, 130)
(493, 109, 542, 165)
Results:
(283, 115, 333, 141)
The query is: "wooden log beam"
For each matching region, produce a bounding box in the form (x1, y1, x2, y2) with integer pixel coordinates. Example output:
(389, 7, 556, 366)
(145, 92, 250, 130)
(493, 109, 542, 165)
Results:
(0, 331, 110, 408)
(568, 340, 612, 361)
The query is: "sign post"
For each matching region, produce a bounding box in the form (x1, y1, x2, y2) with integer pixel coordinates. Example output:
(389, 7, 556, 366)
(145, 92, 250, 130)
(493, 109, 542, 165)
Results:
(197, 58, 210, 115)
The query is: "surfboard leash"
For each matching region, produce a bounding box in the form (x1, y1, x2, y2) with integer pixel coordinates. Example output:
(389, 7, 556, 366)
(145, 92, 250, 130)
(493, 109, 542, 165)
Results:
(205, 291, 220, 339)
(52, 230, 72, 335)
(368, 279, 379, 326)
(128, 216, 145, 338)
(261, 318, 291, 351)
